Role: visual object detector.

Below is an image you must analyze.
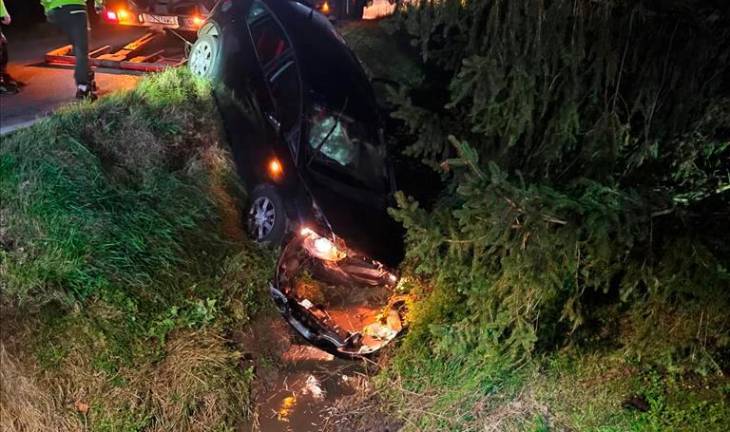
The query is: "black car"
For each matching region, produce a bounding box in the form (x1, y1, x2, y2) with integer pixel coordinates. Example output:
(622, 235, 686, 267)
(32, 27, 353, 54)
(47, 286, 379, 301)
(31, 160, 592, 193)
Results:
(188, 0, 406, 355)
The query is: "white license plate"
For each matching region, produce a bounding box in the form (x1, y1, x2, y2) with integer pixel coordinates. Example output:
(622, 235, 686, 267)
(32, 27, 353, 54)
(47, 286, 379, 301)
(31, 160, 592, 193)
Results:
(142, 14, 179, 27)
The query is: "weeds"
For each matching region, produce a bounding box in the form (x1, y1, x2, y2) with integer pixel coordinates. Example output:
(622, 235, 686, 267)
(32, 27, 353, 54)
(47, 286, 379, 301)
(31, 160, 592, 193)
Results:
(0, 68, 272, 430)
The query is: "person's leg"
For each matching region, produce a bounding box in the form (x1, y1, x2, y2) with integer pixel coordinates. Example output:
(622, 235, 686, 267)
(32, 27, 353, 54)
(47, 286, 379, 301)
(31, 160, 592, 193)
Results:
(0, 30, 16, 94)
(47, 5, 93, 94)
(65, 5, 90, 87)
(0, 30, 8, 78)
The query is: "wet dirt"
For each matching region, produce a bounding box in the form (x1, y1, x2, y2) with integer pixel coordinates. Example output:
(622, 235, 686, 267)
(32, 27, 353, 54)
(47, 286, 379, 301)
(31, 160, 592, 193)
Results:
(236, 313, 392, 432)
(254, 353, 361, 431)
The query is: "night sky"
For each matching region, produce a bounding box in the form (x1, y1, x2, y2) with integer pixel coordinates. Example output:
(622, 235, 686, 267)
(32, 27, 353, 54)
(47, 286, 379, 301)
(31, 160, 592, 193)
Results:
(2, 0, 103, 25)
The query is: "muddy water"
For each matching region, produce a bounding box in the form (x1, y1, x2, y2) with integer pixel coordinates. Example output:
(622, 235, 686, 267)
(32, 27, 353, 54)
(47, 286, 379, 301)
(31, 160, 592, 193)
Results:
(255, 347, 362, 432)
(236, 315, 372, 432)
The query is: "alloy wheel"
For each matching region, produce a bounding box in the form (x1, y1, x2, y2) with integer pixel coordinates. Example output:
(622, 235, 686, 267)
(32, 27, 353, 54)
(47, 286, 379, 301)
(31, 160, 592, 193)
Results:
(248, 196, 276, 241)
(189, 38, 215, 77)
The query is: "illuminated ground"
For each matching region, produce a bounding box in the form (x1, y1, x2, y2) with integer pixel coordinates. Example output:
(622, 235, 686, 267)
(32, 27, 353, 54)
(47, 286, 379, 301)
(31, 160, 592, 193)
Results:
(0, 23, 147, 134)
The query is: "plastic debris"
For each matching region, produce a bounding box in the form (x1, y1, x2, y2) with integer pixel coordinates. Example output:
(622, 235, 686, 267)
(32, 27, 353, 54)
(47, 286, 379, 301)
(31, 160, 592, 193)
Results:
(303, 374, 326, 400)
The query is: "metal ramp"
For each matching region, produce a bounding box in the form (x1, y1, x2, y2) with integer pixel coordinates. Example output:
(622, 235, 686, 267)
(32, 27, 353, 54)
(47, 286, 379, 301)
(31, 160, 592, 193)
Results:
(45, 32, 188, 73)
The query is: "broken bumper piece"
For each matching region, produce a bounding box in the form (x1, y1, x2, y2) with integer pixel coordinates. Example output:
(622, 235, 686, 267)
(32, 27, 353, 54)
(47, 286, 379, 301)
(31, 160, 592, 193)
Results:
(271, 229, 406, 356)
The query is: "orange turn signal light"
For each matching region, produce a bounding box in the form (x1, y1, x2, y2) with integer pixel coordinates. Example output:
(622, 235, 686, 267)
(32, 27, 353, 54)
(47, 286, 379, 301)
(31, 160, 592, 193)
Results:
(268, 158, 283, 179)
(192, 16, 204, 27)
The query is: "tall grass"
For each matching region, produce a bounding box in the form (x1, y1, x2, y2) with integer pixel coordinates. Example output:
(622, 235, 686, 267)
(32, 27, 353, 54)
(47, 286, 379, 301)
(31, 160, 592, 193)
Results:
(0, 69, 272, 431)
(2, 70, 223, 303)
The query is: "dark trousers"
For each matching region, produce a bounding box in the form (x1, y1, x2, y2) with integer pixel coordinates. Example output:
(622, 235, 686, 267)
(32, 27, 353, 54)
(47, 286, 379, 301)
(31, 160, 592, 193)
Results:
(0, 29, 7, 77)
(47, 4, 90, 86)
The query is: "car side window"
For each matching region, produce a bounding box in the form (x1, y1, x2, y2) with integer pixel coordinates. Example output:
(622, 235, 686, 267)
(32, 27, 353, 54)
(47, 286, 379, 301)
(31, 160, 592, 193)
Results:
(246, 0, 301, 136)
(247, 1, 290, 67)
(269, 60, 301, 133)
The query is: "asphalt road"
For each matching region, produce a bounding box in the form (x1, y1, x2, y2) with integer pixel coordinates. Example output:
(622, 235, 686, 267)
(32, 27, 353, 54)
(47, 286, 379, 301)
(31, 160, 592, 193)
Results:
(0, 23, 148, 134)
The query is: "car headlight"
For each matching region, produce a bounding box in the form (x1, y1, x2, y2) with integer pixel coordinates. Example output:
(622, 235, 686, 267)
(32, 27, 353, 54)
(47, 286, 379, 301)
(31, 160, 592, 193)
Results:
(300, 227, 347, 262)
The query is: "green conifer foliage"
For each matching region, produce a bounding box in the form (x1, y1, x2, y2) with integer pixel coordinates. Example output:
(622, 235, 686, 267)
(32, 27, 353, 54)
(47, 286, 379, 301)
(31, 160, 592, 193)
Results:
(389, 0, 729, 372)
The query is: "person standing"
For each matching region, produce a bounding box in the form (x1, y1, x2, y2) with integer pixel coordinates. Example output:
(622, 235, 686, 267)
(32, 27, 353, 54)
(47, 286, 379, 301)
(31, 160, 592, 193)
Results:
(41, 0, 102, 99)
(0, 0, 18, 94)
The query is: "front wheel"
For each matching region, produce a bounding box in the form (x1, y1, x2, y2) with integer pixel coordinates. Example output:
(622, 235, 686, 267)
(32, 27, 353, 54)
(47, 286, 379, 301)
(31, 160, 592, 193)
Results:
(246, 185, 288, 246)
(188, 24, 222, 81)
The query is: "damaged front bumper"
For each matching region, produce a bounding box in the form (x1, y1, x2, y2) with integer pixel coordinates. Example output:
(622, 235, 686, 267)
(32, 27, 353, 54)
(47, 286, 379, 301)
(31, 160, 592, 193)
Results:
(270, 228, 407, 356)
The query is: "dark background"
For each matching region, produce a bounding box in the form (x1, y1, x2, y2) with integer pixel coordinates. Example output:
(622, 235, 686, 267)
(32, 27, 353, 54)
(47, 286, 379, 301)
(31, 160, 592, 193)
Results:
(3, 0, 102, 25)
(4, 0, 49, 24)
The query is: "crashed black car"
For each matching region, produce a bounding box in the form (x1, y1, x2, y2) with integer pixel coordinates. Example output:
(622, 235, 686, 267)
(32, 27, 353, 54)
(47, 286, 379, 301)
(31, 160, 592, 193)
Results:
(188, 0, 406, 355)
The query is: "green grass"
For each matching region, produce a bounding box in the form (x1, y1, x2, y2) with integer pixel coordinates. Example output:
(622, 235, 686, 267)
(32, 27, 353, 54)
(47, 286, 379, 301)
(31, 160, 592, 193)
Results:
(1, 70, 245, 302)
(372, 273, 730, 431)
(372, 272, 729, 432)
(530, 351, 730, 432)
(0, 69, 273, 431)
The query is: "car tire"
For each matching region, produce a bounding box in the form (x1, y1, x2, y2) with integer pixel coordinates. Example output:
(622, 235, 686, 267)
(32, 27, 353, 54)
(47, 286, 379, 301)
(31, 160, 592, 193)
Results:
(188, 26, 222, 81)
(247, 185, 288, 246)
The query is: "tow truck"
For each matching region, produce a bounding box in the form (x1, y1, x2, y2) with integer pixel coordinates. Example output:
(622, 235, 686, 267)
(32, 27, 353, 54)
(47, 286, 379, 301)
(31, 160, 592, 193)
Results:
(45, 0, 373, 72)
(98, 0, 215, 32)
(45, 1, 215, 72)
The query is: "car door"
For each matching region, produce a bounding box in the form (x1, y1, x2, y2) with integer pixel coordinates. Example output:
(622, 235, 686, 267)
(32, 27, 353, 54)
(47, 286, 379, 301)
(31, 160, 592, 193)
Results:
(246, 0, 303, 161)
(303, 104, 406, 262)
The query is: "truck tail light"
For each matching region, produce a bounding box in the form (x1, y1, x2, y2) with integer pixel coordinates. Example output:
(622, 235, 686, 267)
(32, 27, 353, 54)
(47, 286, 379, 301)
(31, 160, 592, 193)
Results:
(105, 10, 118, 23)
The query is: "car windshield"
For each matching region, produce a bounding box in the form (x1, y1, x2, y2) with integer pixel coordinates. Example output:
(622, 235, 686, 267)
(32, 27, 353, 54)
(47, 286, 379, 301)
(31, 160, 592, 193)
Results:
(307, 105, 388, 191)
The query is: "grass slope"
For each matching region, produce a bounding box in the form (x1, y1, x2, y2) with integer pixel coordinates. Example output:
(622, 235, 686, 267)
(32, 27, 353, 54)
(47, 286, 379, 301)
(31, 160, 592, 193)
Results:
(0, 69, 273, 431)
